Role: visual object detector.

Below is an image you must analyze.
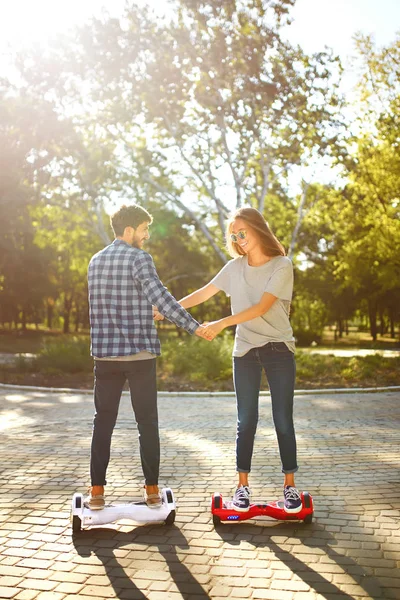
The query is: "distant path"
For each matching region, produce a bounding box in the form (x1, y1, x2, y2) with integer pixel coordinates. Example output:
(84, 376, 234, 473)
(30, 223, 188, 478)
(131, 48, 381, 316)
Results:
(0, 352, 36, 364)
(305, 348, 400, 358)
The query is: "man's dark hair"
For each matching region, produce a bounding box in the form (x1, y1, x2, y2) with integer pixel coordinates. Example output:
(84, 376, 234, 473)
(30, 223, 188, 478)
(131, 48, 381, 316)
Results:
(110, 204, 153, 236)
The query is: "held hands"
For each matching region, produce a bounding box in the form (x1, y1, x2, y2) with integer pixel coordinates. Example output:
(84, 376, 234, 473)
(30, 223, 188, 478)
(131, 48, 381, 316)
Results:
(152, 304, 224, 342)
(195, 325, 213, 341)
(152, 306, 164, 321)
(196, 320, 227, 341)
(201, 319, 226, 340)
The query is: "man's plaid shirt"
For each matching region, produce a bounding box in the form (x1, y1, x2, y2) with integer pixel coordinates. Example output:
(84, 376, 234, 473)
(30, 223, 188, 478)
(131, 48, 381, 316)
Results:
(88, 239, 199, 358)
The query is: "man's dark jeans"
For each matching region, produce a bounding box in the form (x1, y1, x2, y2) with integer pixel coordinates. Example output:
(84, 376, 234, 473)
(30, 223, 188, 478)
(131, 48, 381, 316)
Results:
(90, 358, 159, 486)
(233, 342, 298, 474)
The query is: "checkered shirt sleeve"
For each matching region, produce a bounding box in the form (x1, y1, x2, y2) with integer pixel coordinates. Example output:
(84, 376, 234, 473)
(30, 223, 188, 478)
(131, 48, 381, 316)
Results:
(135, 252, 199, 333)
(88, 240, 199, 358)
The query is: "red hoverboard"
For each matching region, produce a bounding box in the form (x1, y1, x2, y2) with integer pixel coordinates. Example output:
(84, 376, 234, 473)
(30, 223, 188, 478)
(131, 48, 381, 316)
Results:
(211, 491, 313, 527)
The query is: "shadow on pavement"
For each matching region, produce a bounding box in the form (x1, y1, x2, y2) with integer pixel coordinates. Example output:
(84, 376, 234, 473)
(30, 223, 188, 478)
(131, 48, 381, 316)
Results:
(214, 520, 383, 600)
(72, 523, 210, 600)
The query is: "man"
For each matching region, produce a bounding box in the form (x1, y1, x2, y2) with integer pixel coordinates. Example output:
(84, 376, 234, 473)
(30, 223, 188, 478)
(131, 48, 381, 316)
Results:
(86, 204, 210, 510)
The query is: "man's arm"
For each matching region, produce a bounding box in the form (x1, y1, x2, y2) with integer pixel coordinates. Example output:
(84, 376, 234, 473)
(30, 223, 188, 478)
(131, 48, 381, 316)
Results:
(153, 282, 220, 320)
(135, 252, 211, 338)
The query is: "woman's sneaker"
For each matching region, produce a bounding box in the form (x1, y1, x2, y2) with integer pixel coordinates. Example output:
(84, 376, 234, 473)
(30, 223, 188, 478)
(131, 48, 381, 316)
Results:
(283, 486, 302, 513)
(232, 485, 252, 512)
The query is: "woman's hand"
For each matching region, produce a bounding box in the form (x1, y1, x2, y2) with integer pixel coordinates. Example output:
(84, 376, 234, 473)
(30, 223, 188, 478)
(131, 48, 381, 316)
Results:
(202, 319, 226, 340)
(153, 306, 164, 321)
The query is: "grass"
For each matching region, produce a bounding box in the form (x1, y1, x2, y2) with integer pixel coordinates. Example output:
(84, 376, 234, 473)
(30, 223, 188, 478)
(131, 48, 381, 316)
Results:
(318, 326, 400, 349)
(294, 352, 400, 389)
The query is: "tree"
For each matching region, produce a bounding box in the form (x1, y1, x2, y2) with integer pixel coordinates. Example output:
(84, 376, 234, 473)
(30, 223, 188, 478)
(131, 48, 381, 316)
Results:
(13, 0, 343, 262)
(0, 91, 57, 328)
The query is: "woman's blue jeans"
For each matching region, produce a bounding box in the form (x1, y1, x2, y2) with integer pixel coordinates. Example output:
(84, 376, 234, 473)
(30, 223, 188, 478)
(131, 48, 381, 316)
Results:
(233, 342, 298, 474)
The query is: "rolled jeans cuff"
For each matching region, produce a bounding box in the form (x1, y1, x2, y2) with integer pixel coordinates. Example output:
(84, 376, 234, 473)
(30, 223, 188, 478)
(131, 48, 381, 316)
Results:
(282, 466, 299, 474)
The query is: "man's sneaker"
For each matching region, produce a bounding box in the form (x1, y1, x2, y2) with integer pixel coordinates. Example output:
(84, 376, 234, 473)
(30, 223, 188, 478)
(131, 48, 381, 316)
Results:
(143, 485, 162, 509)
(232, 485, 251, 512)
(85, 486, 105, 510)
(283, 486, 302, 513)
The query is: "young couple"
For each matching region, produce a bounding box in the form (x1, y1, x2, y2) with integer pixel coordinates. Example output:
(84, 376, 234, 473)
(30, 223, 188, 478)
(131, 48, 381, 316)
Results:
(86, 203, 301, 514)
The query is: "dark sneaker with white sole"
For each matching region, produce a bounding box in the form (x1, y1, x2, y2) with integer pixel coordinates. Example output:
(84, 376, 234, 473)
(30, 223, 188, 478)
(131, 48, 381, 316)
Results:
(232, 485, 251, 512)
(283, 486, 302, 513)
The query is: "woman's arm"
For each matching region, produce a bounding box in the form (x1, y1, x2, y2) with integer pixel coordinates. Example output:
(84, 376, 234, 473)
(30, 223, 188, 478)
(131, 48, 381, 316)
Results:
(203, 292, 278, 338)
(179, 283, 220, 309)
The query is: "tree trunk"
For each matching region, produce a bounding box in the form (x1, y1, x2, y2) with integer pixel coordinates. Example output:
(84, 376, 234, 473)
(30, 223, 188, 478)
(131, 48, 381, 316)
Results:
(47, 302, 54, 330)
(379, 308, 385, 336)
(337, 318, 343, 338)
(74, 302, 80, 333)
(389, 307, 395, 338)
(63, 295, 73, 334)
(368, 298, 378, 341)
(21, 310, 27, 331)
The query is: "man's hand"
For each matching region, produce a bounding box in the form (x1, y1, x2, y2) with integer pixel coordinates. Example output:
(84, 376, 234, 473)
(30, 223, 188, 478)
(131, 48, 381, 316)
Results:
(152, 306, 165, 321)
(195, 325, 213, 341)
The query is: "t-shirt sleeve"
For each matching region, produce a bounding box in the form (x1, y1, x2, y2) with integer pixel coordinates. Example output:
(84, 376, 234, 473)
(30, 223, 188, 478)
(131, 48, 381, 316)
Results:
(210, 261, 233, 296)
(264, 261, 293, 301)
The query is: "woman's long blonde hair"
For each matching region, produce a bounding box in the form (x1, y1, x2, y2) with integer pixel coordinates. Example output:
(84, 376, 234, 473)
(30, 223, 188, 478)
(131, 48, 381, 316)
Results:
(226, 207, 286, 259)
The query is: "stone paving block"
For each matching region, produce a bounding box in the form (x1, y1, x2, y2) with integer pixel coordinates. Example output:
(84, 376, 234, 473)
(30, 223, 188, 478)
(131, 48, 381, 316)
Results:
(147, 593, 186, 600)
(231, 586, 252, 597)
(0, 575, 23, 588)
(79, 585, 117, 597)
(16, 559, 53, 571)
(252, 590, 293, 599)
(210, 566, 247, 577)
(14, 591, 39, 600)
(34, 593, 65, 600)
(0, 588, 19, 599)
(0, 566, 29, 578)
(18, 579, 58, 592)
(54, 582, 84, 594)
(209, 585, 233, 597)
(270, 579, 310, 592)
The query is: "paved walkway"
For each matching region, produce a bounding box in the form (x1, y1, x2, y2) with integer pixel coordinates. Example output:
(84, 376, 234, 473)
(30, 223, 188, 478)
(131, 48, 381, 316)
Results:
(0, 387, 399, 600)
(306, 349, 400, 358)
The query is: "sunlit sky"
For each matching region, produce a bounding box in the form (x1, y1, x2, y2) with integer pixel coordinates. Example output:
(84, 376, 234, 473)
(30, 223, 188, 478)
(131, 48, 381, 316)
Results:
(1, 0, 398, 198)
(1, 0, 399, 62)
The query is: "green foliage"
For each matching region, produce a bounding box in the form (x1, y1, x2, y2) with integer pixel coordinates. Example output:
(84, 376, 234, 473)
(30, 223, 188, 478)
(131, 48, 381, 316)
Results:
(295, 352, 400, 387)
(159, 332, 234, 382)
(0, 7, 399, 343)
(33, 337, 92, 374)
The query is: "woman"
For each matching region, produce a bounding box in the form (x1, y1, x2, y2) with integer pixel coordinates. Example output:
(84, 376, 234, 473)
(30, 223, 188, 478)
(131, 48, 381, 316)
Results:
(156, 207, 301, 513)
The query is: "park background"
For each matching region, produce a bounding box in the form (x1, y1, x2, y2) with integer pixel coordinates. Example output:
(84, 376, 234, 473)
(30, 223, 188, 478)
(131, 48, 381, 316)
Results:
(0, 0, 399, 391)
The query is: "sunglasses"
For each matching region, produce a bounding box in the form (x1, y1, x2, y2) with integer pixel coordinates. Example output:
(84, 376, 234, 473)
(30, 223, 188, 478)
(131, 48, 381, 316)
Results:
(230, 230, 247, 243)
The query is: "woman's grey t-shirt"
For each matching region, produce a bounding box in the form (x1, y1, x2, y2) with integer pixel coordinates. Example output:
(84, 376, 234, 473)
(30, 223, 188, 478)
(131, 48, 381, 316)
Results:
(211, 255, 295, 357)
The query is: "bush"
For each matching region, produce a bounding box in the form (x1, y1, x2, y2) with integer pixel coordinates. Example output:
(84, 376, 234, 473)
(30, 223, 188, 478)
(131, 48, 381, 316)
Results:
(295, 351, 333, 379)
(33, 336, 92, 373)
(159, 331, 234, 382)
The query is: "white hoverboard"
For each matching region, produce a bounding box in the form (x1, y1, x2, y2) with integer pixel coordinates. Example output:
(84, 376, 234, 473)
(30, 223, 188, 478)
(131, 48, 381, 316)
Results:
(71, 487, 176, 533)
